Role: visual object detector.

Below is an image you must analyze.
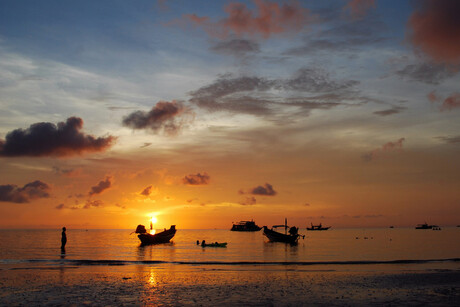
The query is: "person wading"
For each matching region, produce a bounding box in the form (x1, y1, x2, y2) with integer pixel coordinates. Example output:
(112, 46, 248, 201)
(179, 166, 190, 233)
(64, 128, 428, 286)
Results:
(61, 227, 67, 253)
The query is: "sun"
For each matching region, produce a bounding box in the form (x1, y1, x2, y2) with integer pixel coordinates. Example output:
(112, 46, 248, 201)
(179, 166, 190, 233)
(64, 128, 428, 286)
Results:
(150, 216, 158, 224)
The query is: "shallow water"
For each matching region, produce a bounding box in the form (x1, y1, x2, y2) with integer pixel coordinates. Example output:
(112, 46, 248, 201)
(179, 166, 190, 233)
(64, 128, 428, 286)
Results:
(1, 227, 459, 267)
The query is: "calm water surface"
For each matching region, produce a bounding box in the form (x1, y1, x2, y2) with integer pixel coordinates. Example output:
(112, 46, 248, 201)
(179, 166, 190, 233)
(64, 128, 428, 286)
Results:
(1, 227, 459, 266)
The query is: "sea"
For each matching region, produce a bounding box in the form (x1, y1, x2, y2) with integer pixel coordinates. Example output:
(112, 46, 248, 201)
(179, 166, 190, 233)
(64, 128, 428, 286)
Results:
(1, 227, 459, 270)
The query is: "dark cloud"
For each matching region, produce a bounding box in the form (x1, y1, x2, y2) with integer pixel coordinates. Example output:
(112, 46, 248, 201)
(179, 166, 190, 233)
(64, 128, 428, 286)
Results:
(362, 138, 405, 162)
(122, 100, 192, 135)
(56, 203, 65, 210)
(396, 63, 458, 84)
(240, 196, 257, 205)
(52, 166, 82, 177)
(189, 68, 359, 118)
(140, 185, 153, 196)
(84, 199, 104, 209)
(408, 0, 460, 65)
(88, 177, 112, 196)
(436, 136, 460, 144)
(0, 117, 115, 157)
(0, 180, 51, 203)
(210, 39, 260, 56)
(250, 183, 277, 196)
(373, 106, 406, 116)
(183, 173, 210, 185)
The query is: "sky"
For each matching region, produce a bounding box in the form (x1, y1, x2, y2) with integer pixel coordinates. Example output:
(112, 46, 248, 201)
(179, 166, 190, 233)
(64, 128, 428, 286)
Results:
(0, 0, 459, 229)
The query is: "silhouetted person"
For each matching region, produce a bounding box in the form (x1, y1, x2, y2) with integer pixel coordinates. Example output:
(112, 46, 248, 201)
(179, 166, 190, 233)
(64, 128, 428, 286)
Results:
(61, 227, 67, 253)
(289, 226, 298, 236)
(196, 240, 200, 245)
(201, 240, 206, 247)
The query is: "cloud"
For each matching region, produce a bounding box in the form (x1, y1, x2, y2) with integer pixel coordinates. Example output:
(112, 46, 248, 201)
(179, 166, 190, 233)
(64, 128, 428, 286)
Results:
(0, 117, 115, 157)
(56, 203, 65, 209)
(0, 180, 51, 203)
(344, 0, 375, 19)
(182, 173, 210, 185)
(373, 106, 406, 116)
(210, 39, 260, 56)
(408, 0, 460, 64)
(184, 0, 314, 39)
(189, 68, 358, 118)
(436, 135, 460, 144)
(396, 62, 458, 84)
(250, 183, 277, 196)
(140, 185, 153, 196)
(363, 138, 405, 161)
(84, 199, 104, 209)
(88, 177, 112, 196)
(122, 100, 192, 135)
(428, 91, 460, 111)
(52, 166, 82, 178)
(240, 196, 257, 205)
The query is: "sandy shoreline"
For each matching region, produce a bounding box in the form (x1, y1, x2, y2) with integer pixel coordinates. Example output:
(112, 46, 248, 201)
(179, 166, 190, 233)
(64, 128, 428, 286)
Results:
(1, 264, 459, 306)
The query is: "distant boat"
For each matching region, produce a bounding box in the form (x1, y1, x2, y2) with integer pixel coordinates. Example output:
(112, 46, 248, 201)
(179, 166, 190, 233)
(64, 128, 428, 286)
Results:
(202, 242, 227, 247)
(263, 219, 304, 244)
(415, 222, 435, 229)
(306, 223, 331, 231)
(135, 225, 176, 245)
(230, 220, 262, 232)
(389, 226, 394, 228)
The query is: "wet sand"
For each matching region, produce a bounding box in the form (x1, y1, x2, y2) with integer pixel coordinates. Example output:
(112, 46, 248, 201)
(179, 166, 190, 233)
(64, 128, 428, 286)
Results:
(1, 264, 459, 306)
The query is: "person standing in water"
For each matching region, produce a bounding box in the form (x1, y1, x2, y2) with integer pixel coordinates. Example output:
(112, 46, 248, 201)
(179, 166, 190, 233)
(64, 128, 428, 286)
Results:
(61, 227, 67, 252)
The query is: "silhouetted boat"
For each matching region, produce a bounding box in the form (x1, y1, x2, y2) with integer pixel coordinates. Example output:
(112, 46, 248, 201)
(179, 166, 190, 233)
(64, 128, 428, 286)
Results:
(230, 220, 262, 231)
(202, 242, 227, 247)
(306, 223, 330, 231)
(415, 223, 434, 229)
(136, 225, 176, 245)
(263, 219, 303, 244)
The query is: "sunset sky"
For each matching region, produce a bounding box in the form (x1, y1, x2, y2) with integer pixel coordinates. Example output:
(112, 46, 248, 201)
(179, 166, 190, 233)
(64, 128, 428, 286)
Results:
(0, 0, 459, 229)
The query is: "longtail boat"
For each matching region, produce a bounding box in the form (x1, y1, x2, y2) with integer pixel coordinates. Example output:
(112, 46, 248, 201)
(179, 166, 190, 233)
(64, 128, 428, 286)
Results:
(135, 225, 176, 245)
(306, 223, 331, 231)
(263, 218, 304, 244)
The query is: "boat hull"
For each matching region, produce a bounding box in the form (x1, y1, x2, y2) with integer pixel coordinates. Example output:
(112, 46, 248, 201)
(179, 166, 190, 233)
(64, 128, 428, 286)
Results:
(306, 227, 330, 231)
(263, 226, 299, 244)
(138, 225, 176, 245)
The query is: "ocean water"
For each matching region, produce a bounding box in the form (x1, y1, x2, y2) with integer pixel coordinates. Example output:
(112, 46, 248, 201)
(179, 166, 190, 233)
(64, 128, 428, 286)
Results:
(1, 227, 459, 268)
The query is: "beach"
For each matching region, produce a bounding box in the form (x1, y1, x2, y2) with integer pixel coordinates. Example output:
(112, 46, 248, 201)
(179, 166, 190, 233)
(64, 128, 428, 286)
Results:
(1, 263, 459, 306)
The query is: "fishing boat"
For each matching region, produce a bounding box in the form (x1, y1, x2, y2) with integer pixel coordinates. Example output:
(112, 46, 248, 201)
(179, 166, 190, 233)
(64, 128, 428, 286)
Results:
(230, 220, 262, 231)
(415, 222, 434, 229)
(263, 219, 304, 244)
(135, 224, 176, 245)
(306, 223, 330, 231)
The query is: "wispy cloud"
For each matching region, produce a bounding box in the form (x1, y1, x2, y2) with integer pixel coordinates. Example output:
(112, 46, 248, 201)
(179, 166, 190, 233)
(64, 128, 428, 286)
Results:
(373, 106, 406, 116)
(343, 0, 376, 19)
(140, 185, 153, 196)
(363, 138, 405, 162)
(0, 180, 51, 203)
(183, 0, 314, 39)
(428, 91, 460, 111)
(0, 117, 115, 157)
(396, 62, 458, 84)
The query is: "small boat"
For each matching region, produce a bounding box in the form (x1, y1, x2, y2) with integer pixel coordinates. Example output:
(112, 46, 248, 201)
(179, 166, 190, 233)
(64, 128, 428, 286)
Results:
(135, 225, 176, 245)
(263, 219, 304, 244)
(306, 223, 330, 231)
(415, 222, 434, 229)
(202, 242, 227, 247)
(230, 220, 262, 231)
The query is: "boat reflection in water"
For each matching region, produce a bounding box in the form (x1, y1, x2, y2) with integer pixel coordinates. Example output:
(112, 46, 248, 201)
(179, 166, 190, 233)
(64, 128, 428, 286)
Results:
(263, 219, 304, 245)
(135, 225, 176, 245)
